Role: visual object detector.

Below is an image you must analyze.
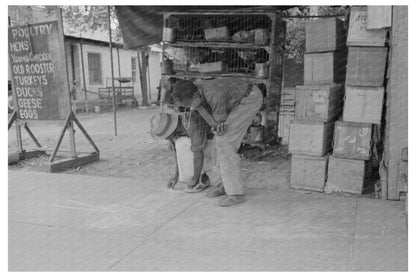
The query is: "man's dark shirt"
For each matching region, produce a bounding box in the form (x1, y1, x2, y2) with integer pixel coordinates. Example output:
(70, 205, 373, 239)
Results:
(174, 110, 213, 152)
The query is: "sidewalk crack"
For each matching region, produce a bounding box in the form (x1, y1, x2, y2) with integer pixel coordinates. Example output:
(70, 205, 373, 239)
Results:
(348, 198, 359, 270)
(106, 196, 202, 271)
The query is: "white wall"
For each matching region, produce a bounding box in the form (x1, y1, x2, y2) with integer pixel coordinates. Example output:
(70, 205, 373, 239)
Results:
(73, 43, 161, 104)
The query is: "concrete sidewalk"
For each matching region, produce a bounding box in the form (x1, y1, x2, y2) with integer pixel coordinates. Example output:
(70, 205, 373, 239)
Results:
(8, 170, 407, 271)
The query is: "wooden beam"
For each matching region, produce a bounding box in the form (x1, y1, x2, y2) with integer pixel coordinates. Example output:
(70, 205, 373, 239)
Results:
(72, 113, 100, 153)
(49, 112, 71, 162)
(42, 152, 99, 173)
(8, 110, 17, 130)
(23, 123, 42, 148)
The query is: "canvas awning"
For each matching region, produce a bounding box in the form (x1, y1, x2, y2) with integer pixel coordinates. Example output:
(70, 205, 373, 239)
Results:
(114, 6, 294, 49)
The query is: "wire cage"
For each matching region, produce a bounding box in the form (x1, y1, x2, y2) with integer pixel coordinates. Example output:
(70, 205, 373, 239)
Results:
(165, 45, 270, 77)
(164, 13, 272, 44)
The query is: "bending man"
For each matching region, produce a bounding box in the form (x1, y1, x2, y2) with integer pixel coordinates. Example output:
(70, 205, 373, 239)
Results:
(172, 79, 263, 207)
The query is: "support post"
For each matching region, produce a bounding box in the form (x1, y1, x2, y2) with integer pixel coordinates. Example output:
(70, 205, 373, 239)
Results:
(108, 5, 118, 136)
(138, 47, 150, 106)
(79, 42, 89, 113)
(56, 6, 76, 157)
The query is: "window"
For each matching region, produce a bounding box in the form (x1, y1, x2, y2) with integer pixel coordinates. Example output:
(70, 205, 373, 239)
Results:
(87, 53, 102, 85)
(131, 57, 137, 83)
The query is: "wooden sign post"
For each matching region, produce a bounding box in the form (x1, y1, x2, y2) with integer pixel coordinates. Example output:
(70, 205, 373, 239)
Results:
(8, 12, 99, 172)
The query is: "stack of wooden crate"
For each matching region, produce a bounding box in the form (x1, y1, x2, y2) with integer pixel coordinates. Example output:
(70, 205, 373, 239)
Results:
(288, 18, 347, 192)
(326, 6, 390, 194)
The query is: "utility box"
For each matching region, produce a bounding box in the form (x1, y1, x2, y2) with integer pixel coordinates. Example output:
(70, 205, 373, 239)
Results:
(333, 121, 372, 160)
(295, 84, 344, 122)
(347, 6, 387, 46)
(304, 52, 347, 84)
(326, 156, 370, 194)
(289, 120, 334, 156)
(290, 154, 328, 192)
(343, 86, 384, 124)
(346, 47, 388, 86)
(305, 18, 347, 53)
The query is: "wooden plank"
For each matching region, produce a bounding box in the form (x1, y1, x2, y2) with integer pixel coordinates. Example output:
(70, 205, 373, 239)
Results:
(49, 112, 71, 162)
(166, 41, 271, 50)
(23, 123, 42, 148)
(387, 6, 408, 200)
(42, 152, 99, 173)
(72, 114, 100, 153)
(20, 150, 46, 160)
(8, 110, 17, 130)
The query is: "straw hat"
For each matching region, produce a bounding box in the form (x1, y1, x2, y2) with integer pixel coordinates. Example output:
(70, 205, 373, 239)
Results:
(150, 109, 179, 139)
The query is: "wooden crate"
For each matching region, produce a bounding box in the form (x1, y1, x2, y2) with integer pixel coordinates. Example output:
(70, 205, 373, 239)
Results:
(305, 18, 346, 53)
(343, 86, 384, 124)
(304, 52, 347, 84)
(289, 120, 334, 156)
(347, 6, 387, 46)
(333, 121, 372, 160)
(346, 47, 388, 86)
(295, 84, 344, 122)
(367, 6, 392, 29)
(204, 26, 230, 41)
(326, 156, 370, 194)
(291, 154, 328, 192)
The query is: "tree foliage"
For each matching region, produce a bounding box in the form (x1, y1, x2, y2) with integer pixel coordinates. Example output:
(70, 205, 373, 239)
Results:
(45, 5, 122, 42)
(283, 6, 348, 64)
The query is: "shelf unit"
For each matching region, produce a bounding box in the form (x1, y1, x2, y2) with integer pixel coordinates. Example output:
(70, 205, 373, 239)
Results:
(161, 10, 286, 144)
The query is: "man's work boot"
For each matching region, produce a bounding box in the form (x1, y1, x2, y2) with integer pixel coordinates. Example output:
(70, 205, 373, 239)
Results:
(206, 185, 225, 198)
(217, 195, 246, 207)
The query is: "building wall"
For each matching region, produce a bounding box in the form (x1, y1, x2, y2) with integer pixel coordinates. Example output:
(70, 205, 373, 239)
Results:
(65, 42, 161, 103)
(386, 6, 408, 200)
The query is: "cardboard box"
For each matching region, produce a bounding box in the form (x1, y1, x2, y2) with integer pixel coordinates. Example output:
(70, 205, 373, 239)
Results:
(291, 154, 328, 192)
(343, 86, 384, 124)
(295, 84, 344, 122)
(347, 6, 387, 46)
(305, 18, 347, 53)
(333, 121, 372, 160)
(289, 120, 334, 156)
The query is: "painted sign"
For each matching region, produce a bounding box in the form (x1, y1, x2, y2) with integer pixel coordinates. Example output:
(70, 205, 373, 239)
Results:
(8, 21, 70, 120)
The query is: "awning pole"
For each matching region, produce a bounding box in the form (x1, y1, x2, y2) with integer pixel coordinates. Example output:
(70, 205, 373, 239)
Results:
(108, 5, 117, 136)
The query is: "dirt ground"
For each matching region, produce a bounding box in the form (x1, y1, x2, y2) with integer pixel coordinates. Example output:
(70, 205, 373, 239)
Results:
(8, 107, 291, 191)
